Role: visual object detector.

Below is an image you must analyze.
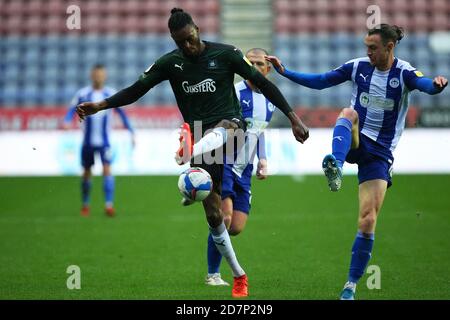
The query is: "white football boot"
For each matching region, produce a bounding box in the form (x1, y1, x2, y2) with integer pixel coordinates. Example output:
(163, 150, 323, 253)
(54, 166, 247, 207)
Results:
(205, 273, 230, 286)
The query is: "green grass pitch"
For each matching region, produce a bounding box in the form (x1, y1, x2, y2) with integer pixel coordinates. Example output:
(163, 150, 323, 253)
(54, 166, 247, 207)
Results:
(0, 174, 449, 300)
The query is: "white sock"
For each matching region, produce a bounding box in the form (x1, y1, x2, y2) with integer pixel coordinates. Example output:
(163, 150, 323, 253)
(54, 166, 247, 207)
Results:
(193, 127, 227, 158)
(209, 222, 245, 277)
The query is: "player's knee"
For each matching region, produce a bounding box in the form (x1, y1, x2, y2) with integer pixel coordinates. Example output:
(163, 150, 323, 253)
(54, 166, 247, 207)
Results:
(103, 166, 111, 176)
(228, 229, 240, 236)
(215, 119, 238, 130)
(358, 211, 377, 231)
(228, 217, 246, 236)
(83, 169, 92, 179)
(228, 226, 243, 236)
(340, 107, 358, 124)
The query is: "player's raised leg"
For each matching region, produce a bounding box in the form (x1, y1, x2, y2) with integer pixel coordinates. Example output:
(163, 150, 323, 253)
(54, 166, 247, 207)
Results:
(340, 179, 386, 300)
(228, 211, 248, 236)
(175, 120, 238, 165)
(323, 108, 359, 191)
(203, 192, 248, 297)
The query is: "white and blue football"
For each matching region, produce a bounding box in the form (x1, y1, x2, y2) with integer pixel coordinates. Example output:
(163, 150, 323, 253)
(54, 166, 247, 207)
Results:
(178, 167, 213, 202)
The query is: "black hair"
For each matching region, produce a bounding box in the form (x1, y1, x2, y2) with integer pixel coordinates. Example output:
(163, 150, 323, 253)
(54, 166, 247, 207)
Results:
(92, 63, 105, 70)
(368, 24, 404, 46)
(246, 48, 269, 56)
(168, 8, 195, 33)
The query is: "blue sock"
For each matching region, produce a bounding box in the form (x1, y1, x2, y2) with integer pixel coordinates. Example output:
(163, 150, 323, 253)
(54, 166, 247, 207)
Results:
(103, 175, 115, 207)
(81, 179, 91, 206)
(348, 231, 375, 283)
(332, 118, 353, 168)
(207, 232, 223, 274)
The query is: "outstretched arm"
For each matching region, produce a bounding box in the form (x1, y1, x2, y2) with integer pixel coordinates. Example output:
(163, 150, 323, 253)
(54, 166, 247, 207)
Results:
(265, 55, 351, 90)
(405, 74, 448, 95)
(230, 48, 309, 143)
(76, 81, 149, 120)
(77, 60, 167, 121)
(251, 73, 309, 143)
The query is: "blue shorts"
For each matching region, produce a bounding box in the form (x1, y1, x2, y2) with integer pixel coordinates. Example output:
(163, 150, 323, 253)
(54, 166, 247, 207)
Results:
(346, 135, 394, 188)
(81, 145, 112, 168)
(221, 163, 253, 214)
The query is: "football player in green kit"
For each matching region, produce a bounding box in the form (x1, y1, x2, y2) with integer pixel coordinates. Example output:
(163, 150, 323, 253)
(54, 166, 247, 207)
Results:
(76, 8, 309, 298)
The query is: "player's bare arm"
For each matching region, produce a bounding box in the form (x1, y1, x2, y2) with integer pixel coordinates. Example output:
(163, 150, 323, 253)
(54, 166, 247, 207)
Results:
(288, 111, 309, 143)
(76, 100, 108, 121)
(77, 80, 150, 121)
(256, 159, 268, 180)
(246, 71, 309, 143)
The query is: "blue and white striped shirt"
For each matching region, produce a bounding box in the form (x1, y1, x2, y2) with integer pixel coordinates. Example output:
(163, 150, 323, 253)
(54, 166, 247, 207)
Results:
(64, 86, 134, 147)
(281, 57, 442, 160)
(232, 80, 275, 176)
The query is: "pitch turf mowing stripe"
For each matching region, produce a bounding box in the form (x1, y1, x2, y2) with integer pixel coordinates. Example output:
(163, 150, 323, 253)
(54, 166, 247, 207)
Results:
(0, 175, 449, 299)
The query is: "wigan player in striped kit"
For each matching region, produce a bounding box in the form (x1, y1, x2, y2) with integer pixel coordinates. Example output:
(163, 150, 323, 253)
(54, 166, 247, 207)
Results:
(63, 64, 135, 217)
(266, 24, 448, 299)
(205, 48, 275, 286)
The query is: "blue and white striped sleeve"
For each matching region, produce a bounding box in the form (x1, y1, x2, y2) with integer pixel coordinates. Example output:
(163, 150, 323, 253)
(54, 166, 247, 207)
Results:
(277, 61, 353, 89)
(403, 69, 445, 95)
(257, 131, 267, 160)
(114, 108, 134, 133)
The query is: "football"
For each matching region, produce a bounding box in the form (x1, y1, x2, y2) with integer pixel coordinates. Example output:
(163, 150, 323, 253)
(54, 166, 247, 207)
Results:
(178, 167, 213, 202)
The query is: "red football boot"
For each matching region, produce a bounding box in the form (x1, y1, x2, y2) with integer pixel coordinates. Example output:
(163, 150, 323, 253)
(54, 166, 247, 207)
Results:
(175, 123, 193, 165)
(80, 205, 90, 217)
(105, 207, 115, 217)
(232, 274, 249, 298)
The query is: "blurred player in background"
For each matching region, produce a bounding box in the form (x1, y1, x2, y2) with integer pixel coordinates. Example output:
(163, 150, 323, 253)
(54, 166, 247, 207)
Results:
(63, 64, 135, 217)
(266, 24, 448, 300)
(76, 8, 309, 298)
(205, 48, 275, 286)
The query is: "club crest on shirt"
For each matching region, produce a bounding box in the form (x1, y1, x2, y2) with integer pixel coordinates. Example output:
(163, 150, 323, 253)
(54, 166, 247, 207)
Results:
(360, 92, 370, 107)
(207, 59, 218, 69)
(414, 70, 424, 77)
(389, 77, 400, 88)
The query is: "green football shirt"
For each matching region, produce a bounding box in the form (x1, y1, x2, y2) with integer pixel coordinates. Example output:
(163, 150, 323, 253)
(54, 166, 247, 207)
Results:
(138, 41, 260, 127)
